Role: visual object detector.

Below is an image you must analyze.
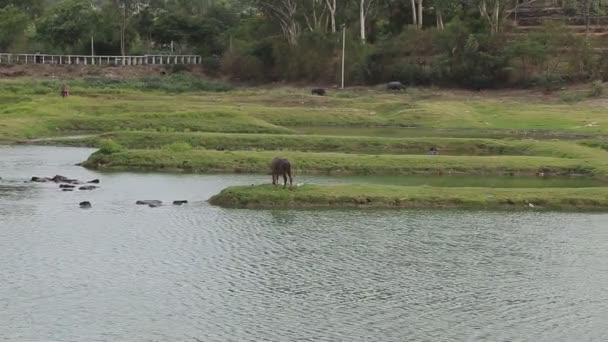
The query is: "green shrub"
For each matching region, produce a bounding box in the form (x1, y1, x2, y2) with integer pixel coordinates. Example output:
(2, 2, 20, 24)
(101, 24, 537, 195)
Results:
(559, 91, 584, 103)
(533, 74, 565, 92)
(163, 142, 193, 152)
(98, 139, 124, 154)
(202, 56, 222, 76)
(590, 80, 604, 97)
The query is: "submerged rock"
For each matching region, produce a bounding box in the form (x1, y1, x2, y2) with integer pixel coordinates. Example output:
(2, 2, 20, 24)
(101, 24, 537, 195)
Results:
(78, 185, 98, 191)
(173, 200, 188, 206)
(31, 177, 50, 183)
(51, 175, 69, 183)
(62, 188, 74, 192)
(79, 201, 92, 209)
(136, 200, 162, 206)
(59, 184, 76, 189)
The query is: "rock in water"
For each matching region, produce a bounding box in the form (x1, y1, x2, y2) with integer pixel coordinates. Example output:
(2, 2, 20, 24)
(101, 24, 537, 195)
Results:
(173, 200, 188, 205)
(31, 177, 49, 183)
(79, 201, 92, 209)
(60, 184, 76, 189)
(51, 175, 69, 183)
(136, 200, 162, 206)
(87, 179, 100, 184)
(79, 185, 98, 191)
(62, 188, 74, 192)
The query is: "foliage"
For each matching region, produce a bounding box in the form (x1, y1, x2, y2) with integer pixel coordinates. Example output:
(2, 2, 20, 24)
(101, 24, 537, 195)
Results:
(98, 139, 124, 154)
(590, 80, 604, 97)
(2, 0, 607, 88)
(209, 184, 608, 211)
(162, 142, 193, 152)
(36, 0, 100, 53)
(0, 6, 29, 51)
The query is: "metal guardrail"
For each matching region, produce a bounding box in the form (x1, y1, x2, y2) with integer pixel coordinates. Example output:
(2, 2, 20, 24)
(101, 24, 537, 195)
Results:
(0, 53, 202, 66)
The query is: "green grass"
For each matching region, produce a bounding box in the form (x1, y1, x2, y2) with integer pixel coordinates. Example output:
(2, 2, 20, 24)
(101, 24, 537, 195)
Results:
(82, 148, 604, 178)
(51, 131, 608, 159)
(209, 184, 608, 211)
(2, 78, 608, 141)
(3, 77, 608, 211)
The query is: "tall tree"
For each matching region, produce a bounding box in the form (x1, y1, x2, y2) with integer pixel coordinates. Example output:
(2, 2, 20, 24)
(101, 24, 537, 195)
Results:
(111, 0, 146, 55)
(411, 0, 417, 26)
(255, 0, 300, 46)
(324, 0, 337, 33)
(360, 0, 375, 43)
(0, 0, 45, 18)
(0, 6, 29, 50)
(477, 0, 514, 35)
(303, 0, 327, 33)
(36, 0, 100, 52)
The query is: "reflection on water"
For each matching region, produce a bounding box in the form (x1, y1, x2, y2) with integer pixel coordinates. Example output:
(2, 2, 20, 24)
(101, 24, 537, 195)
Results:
(1, 146, 608, 341)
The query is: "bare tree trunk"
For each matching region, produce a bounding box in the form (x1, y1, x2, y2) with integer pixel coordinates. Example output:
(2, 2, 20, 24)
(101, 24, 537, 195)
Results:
(479, 0, 500, 35)
(436, 8, 444, 30)
(360, 0, 366, 43)
(259, 0, 300, 46)
(325, 0, 337, 33)
(120, 25, 125, 56)
(417, 0, 424, 29)
(411, 0, 417, 27)
(584, 0, 591, 36)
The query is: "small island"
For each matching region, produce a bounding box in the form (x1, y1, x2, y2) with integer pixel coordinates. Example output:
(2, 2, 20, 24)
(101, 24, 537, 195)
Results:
(209, 184, 608, 211)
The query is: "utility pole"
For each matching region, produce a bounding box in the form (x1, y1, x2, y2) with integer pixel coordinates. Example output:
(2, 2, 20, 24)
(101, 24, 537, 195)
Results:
(91, 35, 94, 56)
(341, 24, 346, 89)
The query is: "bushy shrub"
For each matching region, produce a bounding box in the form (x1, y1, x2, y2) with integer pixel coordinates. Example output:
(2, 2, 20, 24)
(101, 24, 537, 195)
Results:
(532, 74, 565, 92)
(98, 139, 124, 154)
(590, 80, 604, 97)
(221, 51, 265, 82)
(202, 56, 222, 76)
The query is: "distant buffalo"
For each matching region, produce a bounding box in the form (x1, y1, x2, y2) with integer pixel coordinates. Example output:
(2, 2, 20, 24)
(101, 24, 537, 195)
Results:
(311, 88, 326, 96)
(387, 81, 405, 91)
(271, 157, 293, 188)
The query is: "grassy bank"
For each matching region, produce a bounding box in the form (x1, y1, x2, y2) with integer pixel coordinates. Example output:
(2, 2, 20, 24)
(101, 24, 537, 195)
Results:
(210, 184, 608, 211)
(82, 149, 603, 177)
(3, 78, 608, 141)
(209, 184, 608, 211)
(47, 131, 608, 158)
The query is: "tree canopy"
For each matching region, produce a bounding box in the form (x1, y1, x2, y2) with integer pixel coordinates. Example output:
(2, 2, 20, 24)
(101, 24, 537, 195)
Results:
(0, 0, 606, 88)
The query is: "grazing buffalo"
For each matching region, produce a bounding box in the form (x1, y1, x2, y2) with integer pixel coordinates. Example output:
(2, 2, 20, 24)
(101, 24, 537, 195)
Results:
(311, 88, 326, 96)
(387, 81, 405, 91)
(271, 157, 293, 188)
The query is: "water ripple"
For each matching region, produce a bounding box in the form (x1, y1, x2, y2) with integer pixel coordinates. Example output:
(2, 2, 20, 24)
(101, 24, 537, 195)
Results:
(2, 146, 608, 341)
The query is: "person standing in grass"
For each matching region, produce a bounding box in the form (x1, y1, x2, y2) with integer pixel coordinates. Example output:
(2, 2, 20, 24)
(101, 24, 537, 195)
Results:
(61, 83, 70, 98)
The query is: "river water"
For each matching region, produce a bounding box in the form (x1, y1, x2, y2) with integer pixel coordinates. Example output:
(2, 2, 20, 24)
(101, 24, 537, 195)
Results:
(1, 146, 608, 341)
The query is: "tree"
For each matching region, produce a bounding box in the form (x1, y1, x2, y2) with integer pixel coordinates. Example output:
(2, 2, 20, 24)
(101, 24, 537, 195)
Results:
(255, 0, 300, 46)
(476, 0, 514, 35)
(111, 0, 146, 55)
(360, 0, 375, 43)
(302, 0, 327, 33)
(433, 0, 454, 30)
(36, 0, 100, 53)
(325, 0, 337, 33)
(411, 0, 417, 27)
(0, 0, 45, 18)
(0, 6, 29, 50)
